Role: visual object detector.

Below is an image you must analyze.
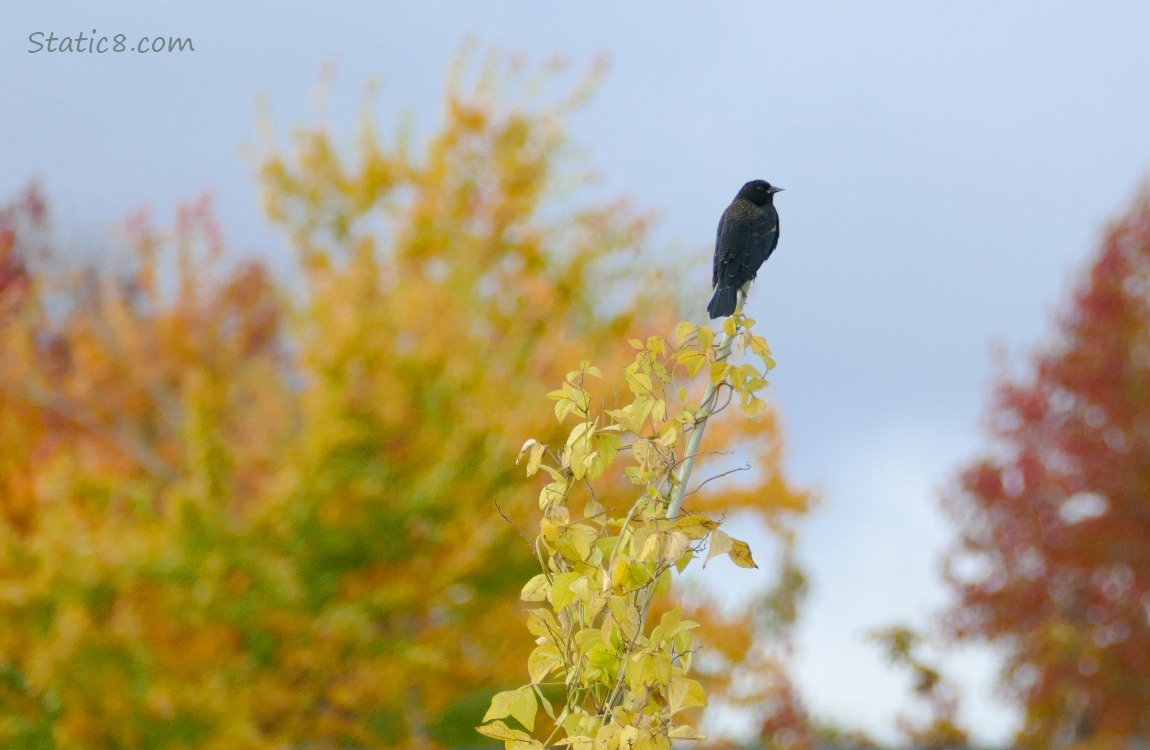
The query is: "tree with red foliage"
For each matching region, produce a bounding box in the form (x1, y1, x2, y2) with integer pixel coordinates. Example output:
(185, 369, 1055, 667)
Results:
(943, 186, 1150, 747)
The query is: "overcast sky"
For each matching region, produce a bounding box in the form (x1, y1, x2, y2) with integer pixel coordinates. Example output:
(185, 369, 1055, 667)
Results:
(6, 2, 1150, 744)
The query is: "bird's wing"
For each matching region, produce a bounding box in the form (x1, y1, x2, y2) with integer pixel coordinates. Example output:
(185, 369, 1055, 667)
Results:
(714, 201, 777, 289)
(750, 204, 780, 269)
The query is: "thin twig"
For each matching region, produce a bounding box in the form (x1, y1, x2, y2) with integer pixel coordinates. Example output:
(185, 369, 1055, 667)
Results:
(582, 475, 600, 505)
(493, 497, 533, 546)
(669, 448, 734, 473)
(711, 384, 735, 416)
(683, 462, 752, 499)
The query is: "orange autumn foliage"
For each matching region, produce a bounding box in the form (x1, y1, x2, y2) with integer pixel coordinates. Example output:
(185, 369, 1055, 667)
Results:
(0, 55, 808, 749)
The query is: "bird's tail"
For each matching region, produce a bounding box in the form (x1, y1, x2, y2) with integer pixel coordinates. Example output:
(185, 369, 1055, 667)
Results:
(707, 286, 737, 319)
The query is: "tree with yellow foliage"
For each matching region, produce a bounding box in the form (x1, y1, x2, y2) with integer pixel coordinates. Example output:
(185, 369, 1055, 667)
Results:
(0, 54, 808, 749)
(476, 309, 784, 750)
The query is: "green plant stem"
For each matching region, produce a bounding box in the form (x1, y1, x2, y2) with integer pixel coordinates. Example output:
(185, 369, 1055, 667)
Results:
(590, 284, 753, 721)
(611, 284, 749, 714)
(664, 283, 747, 520)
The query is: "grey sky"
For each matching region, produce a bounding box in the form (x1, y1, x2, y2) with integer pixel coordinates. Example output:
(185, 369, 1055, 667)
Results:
(5, 1, 1150, 743)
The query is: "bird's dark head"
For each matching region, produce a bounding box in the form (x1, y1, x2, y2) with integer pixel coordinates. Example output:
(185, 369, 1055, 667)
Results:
(737, 179, 783, 206)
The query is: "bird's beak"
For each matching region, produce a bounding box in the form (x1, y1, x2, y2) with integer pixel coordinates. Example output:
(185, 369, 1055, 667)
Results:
(769, 186, 784, 194)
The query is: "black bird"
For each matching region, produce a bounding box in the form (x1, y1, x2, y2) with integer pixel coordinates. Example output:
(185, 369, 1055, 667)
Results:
(707, 179, 783, 319)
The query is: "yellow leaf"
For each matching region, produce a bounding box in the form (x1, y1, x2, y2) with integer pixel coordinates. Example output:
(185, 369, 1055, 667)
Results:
(541, 516, 561, 543)
(569, 574, 593, 603)
(674, 321, 697, 344)
(574, 626, 603, 652)
(550, 571, 583, 610)
(664, 531, 691, 568)
(563, 382, 590, 413)
(539, 480, 568, 509)
(607, 595, 640, 641)
(697, 325, 715, 352)
(556, 522, 598, 561)
(623, 726, 655, 750)
(651, 397, 666, 423)
(521, 573, 551, 602)
(743, 376, 768, 393)
(627, 371, 653, 396)
(709, 361, 729, 387)
(525, 441, 546, 477)
(528, 643, 563, 683)
(610, 555, 633, 595)
(526, 609, 559, 639)
(555, 397, 576, 422)
(566, 421, 593, 447)
(729, 362, 753, 390)
(667, 676, 707, 713)
(588, 640, 619, 674)
(584, 497, 605, 521)
(676, 349, 707, 377)
(704, 529, 733, 567)
(585, 590, 609, 621)
(727, 536, 758, 568)
(516, 438, 538, 464)
(740, 395, 767, 419)
(636, 530, 688, 569)
(631, 395, 654, 426)
(672, 514, 719, 540)
(623, 466, 647, 485)
(667, 725, 707, 740)
(704, 529, 757, 568)
(634, 651, 671, 689)
(611, 707, 637, 726)
(606, 407, 637, 434)
(482, 685, 537, 731)
(510, 685, 539, 731)
(535, 684, 555, 719)
(595, 723, 621, 750)
(563, 712, 599, 739)
(476, 719, 532, 742)
(629, 561, 657, 588)
(636, 533, 660, 563)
